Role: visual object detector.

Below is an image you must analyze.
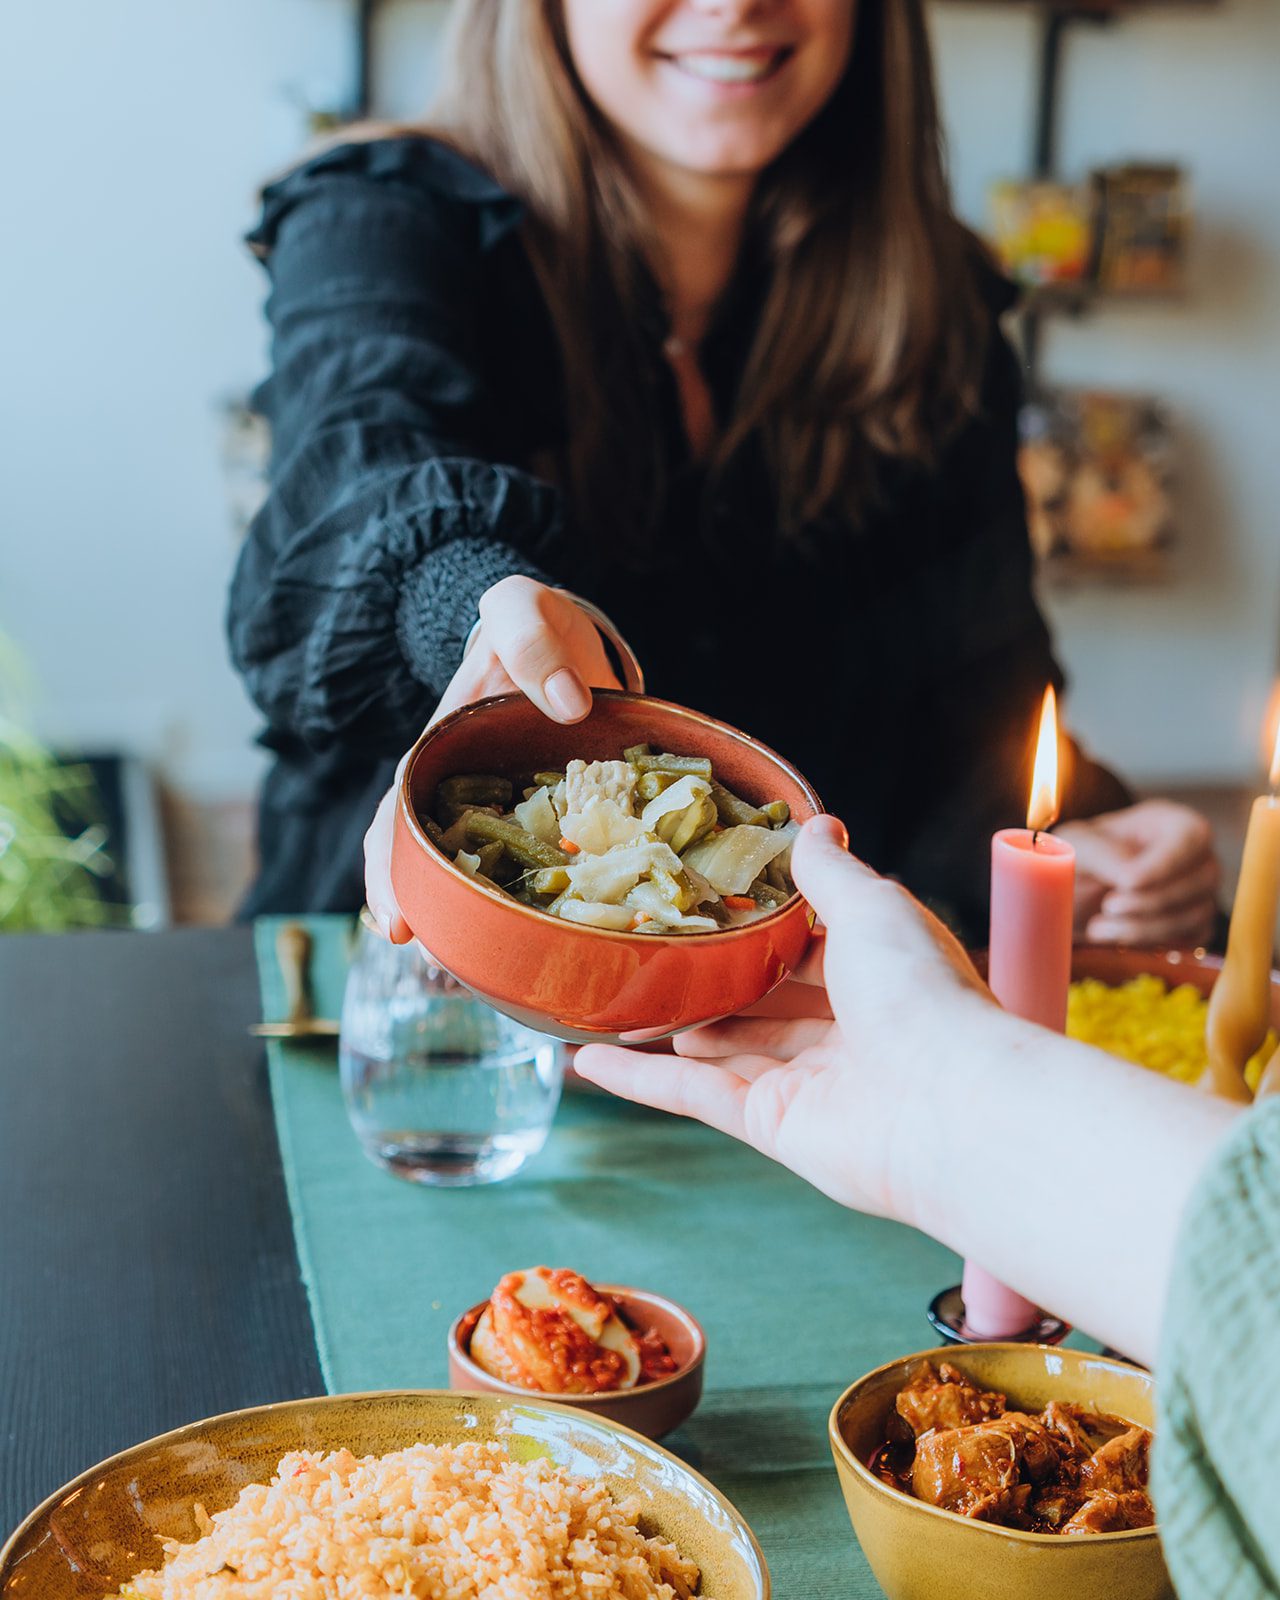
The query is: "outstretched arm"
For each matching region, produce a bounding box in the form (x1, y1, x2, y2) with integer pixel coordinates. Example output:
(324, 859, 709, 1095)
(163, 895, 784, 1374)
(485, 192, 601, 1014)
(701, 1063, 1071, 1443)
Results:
(575, 817, 1241, 1364)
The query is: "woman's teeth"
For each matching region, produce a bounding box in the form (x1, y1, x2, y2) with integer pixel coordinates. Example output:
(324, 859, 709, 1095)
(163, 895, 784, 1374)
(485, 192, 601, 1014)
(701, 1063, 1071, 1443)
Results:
(671, 52, 785, 85)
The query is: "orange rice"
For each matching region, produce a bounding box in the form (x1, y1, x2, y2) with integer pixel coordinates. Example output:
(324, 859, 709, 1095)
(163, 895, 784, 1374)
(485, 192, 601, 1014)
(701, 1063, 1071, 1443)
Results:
(114, 1441, 705, 1600)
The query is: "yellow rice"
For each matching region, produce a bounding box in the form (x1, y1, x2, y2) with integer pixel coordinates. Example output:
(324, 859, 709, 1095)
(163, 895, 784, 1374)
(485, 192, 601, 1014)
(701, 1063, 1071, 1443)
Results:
(114, 1441, 706, 1600)
(1067, 974, 1278, 1091)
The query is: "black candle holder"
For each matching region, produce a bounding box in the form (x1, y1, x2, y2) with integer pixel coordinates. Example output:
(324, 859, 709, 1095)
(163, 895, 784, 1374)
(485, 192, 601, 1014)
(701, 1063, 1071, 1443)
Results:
(927, 1285, 1070, 1347)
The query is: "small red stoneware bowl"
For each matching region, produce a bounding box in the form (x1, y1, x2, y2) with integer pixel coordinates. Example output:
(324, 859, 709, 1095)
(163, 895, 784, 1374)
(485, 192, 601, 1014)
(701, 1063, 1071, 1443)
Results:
(391, 690, 822, 1044)
(447, 1285, 706, 1441)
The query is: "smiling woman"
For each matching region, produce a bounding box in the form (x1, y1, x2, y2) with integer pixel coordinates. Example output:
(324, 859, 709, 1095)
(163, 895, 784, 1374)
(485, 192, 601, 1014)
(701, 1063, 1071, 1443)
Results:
(562, 1, 855, 179)
(230, 0, 1217, 950)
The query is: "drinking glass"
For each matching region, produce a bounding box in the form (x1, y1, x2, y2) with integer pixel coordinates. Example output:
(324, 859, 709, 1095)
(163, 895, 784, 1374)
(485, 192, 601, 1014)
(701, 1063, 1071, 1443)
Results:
(339, 913, 564, 1186)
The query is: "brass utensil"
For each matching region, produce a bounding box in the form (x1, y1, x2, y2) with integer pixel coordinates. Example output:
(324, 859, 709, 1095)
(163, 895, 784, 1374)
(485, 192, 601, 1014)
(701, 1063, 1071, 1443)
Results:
(250, 923, 340, 1038)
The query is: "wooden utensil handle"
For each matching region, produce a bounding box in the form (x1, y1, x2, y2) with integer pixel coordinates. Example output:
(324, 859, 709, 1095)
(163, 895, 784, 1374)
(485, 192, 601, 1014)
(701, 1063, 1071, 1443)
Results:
(277, 923, 314, 1025)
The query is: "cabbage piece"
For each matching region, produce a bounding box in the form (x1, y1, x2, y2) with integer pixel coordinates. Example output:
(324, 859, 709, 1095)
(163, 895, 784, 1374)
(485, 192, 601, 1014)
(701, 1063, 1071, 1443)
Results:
(625, 882, 720, 934)
(566, 839, 682, 903)
(560, 796, 650, 855)
(556, 900, 636, 931)
(683, 825, 793, 896)
(564, 758, 636, 814)
(640, 774, 717, 853)
(454, 849, 482, 877)
(513, 785, 561, 847)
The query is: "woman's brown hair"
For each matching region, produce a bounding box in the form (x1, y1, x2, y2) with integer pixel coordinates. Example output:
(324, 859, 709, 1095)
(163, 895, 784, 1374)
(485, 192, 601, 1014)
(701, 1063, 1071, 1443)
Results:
(431, 0, 988, 555)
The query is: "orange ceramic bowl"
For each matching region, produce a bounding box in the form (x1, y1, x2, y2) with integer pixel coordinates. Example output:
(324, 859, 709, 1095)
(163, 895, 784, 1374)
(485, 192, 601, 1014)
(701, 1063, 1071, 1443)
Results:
(447, 1285, 706, 1441)
(1069, 942, 1278, 1017)
(391, 690, 822, 1044)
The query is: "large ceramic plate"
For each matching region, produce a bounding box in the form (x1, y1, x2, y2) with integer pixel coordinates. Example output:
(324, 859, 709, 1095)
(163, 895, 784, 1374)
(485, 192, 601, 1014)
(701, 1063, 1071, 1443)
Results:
(1, 1390, 768, 1599)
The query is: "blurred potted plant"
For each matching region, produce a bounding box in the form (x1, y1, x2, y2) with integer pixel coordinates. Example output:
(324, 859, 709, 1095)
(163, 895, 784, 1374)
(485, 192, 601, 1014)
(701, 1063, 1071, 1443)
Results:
(0, 634, 120, 932)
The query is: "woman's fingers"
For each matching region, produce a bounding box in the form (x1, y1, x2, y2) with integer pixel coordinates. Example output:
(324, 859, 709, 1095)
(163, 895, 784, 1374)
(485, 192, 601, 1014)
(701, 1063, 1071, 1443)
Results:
(1100, 853, 1220, 919)
(363, 753, 414, 943)
(1086, 897, 1218, 948)
(478, 577, 618, 722)
(1108, 805, 1215, 892)
(430, 651, 520, 727)
(1061, 801, 1216, 893)
(674, 1014, 834, 1062)
(573, 1045, 769, 1141)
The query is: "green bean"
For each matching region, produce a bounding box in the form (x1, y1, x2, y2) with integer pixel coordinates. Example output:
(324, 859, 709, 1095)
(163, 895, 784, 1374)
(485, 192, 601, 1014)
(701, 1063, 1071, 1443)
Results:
(531, 867, 571, 896)
(666, 796, 718, 854)
(464, 812, 569, 870)
(765, 858, 789, 893)
(422, 814, 446, 848)
(709, 779, 767, 829)
(762, 800, 791, 828)
(652, 867, 703, 913)
(439, 810, 492, 855)
(750, 880, 791, 910)
(475, 840, 507, 879)
(439, 773, 512, 810)
(636, 770, 681, 803)
(623, 743, 652, 764)
(533, 771, 565, 790)
(633, 752, 714, 779)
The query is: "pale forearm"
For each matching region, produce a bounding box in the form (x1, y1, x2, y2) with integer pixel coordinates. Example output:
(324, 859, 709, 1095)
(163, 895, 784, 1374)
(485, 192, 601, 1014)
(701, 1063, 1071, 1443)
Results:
(898, 995, 1243, 1364)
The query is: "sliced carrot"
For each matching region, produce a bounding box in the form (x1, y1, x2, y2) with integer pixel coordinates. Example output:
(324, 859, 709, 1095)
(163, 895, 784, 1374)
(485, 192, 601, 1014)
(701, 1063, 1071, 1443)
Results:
(631, 912, 652, 927)
(559, 837, 581, 854)
(722, 895, 757, 911)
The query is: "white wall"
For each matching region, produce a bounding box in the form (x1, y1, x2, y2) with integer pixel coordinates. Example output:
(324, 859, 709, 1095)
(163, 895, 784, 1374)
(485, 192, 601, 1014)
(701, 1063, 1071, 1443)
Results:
(930, 0, 1280, 783)
(1, 0, 1275, 799)
(0, 0, 409, 796)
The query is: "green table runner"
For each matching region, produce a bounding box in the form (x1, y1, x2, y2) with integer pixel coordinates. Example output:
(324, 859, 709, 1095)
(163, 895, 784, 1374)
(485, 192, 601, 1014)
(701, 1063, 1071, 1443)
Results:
(255, 915, 967, 1598)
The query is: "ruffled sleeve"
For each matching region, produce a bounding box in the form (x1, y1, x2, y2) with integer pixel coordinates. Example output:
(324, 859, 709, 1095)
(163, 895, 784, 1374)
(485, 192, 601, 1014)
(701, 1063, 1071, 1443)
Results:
(228, 136, 561, 757)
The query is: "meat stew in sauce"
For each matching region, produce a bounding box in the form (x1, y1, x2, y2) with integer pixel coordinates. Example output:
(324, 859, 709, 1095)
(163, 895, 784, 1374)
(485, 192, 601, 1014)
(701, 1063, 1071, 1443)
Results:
(871, 1360, 1155, 1535)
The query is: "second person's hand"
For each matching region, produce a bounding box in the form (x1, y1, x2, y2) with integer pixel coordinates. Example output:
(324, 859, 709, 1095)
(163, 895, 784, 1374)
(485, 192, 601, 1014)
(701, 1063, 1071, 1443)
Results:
(577, 817, 994, 1218)
(364, 577, 622, 940)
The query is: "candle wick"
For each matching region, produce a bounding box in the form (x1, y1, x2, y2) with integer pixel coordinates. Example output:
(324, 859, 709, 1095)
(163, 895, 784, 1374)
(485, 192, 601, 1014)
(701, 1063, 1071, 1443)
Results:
(1032, 829, 1042, 849)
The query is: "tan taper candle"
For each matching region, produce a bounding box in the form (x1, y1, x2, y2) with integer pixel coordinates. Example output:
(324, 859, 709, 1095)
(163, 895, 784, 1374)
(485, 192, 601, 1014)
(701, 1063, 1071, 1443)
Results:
(1206, 769, 1280, 1101)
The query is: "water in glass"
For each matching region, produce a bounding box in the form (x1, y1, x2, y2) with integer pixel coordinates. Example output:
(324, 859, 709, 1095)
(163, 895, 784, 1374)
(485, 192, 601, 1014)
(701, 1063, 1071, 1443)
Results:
(340, 918, 563, 1186)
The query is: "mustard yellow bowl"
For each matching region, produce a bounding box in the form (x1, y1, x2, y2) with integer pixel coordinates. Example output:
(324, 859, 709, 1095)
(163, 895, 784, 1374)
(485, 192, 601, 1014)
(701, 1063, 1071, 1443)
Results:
(1, 1390, 768, 1600)
(829, 1345, 1171, 1600)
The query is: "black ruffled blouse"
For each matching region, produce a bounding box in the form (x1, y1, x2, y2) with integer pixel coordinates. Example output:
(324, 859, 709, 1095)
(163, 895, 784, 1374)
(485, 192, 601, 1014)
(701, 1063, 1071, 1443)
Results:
(230, 135, 1128, 936)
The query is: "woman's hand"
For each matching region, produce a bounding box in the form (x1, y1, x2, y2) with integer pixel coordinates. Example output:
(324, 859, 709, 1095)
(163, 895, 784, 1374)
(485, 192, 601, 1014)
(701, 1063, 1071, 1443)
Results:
(1056, 799, 1220, 947)
(574, 814, 1240, 1363)
(577, 817, 993, 1218)
(364, 578, 622, 940)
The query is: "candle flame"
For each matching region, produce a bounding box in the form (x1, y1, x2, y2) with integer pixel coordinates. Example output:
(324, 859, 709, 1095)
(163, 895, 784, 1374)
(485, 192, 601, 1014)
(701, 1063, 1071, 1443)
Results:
(1261, 681, 1280, 792)
(1027, 686, 1060, 833)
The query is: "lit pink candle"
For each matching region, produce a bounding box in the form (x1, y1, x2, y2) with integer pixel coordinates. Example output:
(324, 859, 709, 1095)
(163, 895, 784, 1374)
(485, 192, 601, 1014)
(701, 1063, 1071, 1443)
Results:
(962, 687, 1076, 1338)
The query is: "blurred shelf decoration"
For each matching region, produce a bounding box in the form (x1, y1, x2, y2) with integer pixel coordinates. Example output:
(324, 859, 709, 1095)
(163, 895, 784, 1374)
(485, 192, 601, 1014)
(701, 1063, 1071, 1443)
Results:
(1020, 389, 1175, 584)
(990, 164, 1190, 301)
(938, 0, 1218, 584)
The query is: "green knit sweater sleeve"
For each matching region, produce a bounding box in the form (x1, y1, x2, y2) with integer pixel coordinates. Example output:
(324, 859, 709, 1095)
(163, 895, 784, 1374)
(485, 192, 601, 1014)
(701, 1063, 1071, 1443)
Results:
(1155, 1097, 1280, 1600)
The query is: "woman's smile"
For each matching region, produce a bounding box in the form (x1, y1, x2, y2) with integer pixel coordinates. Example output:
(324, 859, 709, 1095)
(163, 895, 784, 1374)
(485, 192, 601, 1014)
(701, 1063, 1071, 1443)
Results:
(656, 44, 797, 93)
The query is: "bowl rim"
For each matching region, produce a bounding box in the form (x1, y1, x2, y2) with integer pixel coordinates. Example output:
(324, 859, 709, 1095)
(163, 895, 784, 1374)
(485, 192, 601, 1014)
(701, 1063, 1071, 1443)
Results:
(448, 1283, 708, 1404)
(0, 1386, 766, 1596)
(397, 689, 824, 944)
(827, 1342, 1159, 1547)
